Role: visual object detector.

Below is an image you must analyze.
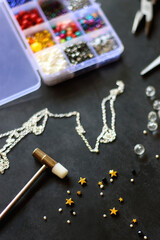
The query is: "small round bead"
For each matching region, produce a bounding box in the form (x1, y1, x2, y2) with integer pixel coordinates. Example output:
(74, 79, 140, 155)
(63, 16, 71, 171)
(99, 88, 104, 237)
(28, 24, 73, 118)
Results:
(103, 214, 107, 218)
(144, 236, 147, 240)
(130, 178, 134, 183)
(72, 211, 76, 216)
(130, 224, 133, 228)
(100, 184, 104, 189)
(156, 155, 159, 159)
(145, 86, 156, 97)
(43, 216, 47, 220)
(143, 130, 147, 135)
(147, 122, 158, 132)
(77, 191, 82, 196)
(67, 220, 71, 224)
(58, 208, 63, 213)
(100, 192, 104, 196)
(110, 178, 113, 183)
(138, 230, 144, 237)
(67, 190, 71, 194)
(134, 144, 145, 156)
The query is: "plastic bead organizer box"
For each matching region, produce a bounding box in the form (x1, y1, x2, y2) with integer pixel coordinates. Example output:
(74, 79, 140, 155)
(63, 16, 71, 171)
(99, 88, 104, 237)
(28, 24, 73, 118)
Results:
(0, 0, 124, 106)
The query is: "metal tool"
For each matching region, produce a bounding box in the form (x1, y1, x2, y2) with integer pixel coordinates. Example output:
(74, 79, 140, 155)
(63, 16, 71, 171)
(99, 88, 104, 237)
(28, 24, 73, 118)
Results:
(140, 55, 160, 75)
(0, 148, 68, 220)
(132, 0, 157, 36)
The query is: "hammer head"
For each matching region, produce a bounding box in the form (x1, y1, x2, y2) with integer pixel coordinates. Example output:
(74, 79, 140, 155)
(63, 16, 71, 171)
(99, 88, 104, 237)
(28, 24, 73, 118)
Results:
(33, 148, 68, 179)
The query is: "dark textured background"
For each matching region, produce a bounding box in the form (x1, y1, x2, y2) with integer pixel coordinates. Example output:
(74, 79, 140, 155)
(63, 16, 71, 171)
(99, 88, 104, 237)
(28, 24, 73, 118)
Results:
(0, 0, 160, 239)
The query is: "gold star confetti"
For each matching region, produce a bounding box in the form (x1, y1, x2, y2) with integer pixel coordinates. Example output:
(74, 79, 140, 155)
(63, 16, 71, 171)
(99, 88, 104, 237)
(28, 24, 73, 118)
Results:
(110, 207, 118, 215)
(98, 181, 103, 186)
(119, 197, 124, 203)
(66, 198, 74, 206)
(132, 219, 137, 223)
(109, 170, 118, 178)
(78, 177, 87, 185)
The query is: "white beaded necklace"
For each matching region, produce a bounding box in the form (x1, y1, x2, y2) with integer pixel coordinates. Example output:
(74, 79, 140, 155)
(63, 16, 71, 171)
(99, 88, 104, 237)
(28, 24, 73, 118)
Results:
(0, 81, 125, 174)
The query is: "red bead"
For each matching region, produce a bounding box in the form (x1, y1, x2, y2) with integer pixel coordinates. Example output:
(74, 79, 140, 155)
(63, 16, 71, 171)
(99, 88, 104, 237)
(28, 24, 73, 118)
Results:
(36, 18, 43, 24)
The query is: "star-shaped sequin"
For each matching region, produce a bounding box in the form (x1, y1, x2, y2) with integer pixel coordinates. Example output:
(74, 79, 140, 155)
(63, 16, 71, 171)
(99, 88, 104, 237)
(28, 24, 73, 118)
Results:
(66, 198, 74, 206)
(110, 207, 118, 215)
(78, 177, 87, 185)
(119, 197, 124, 203)
(109, 170, 118, 178)
(132, 219, 137, 223)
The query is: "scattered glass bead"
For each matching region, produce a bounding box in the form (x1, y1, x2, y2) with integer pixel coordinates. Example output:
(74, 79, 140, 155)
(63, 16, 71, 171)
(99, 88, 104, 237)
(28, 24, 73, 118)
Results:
(40, 1, 68, 20)
(147, 122, 158, 132)
(148, 111, 157, 122)
(134, 144, 145, 156)
(64, 42, 94, 65)
(36, 46, 68, 75)
(103, 214, 107, 218)
(91, 32, 118, 55)
(67, 0, 90, 11)
(145, 86, 156, 97)
(153, 99, 160, 111)
(78, 12, 105, 33)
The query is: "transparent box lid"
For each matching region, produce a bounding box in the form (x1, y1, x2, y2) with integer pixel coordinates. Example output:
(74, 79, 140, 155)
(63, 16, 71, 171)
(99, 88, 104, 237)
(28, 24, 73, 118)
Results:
(0, 0, 41, 106)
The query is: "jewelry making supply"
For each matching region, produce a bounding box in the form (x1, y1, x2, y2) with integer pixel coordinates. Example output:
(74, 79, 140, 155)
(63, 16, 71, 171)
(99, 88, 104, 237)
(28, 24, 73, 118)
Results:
(67, 0, 90, 11)
(35, 46, 68, 75)
(158, 110, 160, 119)
(52, 21, 82, 43)
(43, 216, 47, 221)
(119, 197, 123, 203)
(67, 219, 71, 224)
(78, 177, 87, 185)
(109, 170, 117, 178)
(0, 81, 125, 174)
(103, 214, 107, 218)
(110, 207, 118, 216)
(70, 210, 76, 216)
(64, 42, 94, 65)
(144, 236, 148, 240)
(58, 208, 63, 213)
(130, 178, 134, 183)
(110, 179, 113, 183)
(130, 224, 134, 228)
(77, 191, 82, 196)
(148, 111, 157, 122)
(155, 154, 159, 159)
(40, 0, 67, 20)
(134, 144, 145, 156)
(145, 86, 156, 97)
(143, 130, 147, 135)
(7, 0, 31, 8)
(78, 12, 105, 32)
(91, 32, 118, 55)
(15, 9, 43, 30)
(98, 181, 103, 186)
(100, 184, 104, 189)
(132, 218, 137, 223)
(138, 230, 144, 237)
(67, 190, 71, 194)
(153, 99, 160, 111)
(100, 192, 104, 196)
(27, 30, 54, 53)
(147, 121, 158, 132)
(66, 198, 74, 206)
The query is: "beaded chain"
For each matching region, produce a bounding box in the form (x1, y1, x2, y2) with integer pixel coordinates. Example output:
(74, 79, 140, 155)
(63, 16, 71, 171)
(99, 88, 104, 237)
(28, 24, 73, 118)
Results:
(0, 81, 125, 174)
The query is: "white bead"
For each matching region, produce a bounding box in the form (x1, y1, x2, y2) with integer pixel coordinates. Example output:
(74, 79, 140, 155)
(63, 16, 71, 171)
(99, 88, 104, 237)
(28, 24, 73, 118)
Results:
(143, 130, 147, 135)
(153, 99, 160, 110)
(130, 224, 133, 228)
(100, 192, 104, 196)
(144, 236, 147, 240)
(110, 178, 113, 183)
(58, 208, 63, 213)
(130, 178, 134, 183)
(147, 122, 158, 132)
(67, 190, 71, 194)
(43, 216, 47, 220)
(67, 220, 71, 224)
(148, 111, 157, 122)
(156, 155, 159, 159)
(72, 211, 76, 216)
(145, 86, 155, 97)
(100, 184, 104, 189)
(103, 214, 107, 218)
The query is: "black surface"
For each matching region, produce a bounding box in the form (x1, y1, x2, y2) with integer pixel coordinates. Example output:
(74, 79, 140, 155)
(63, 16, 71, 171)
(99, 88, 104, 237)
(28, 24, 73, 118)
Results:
(0, 1, 160, 240)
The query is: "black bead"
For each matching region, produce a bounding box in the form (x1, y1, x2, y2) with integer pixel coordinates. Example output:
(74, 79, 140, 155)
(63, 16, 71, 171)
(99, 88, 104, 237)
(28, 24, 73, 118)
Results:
(132, 170, 136, 176)
(102, 178, 107, 184)
(138, 230, 144, 237)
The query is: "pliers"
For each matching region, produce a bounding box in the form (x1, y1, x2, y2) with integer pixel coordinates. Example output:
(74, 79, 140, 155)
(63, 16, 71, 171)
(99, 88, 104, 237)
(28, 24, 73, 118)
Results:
(132, 0, 157, 36)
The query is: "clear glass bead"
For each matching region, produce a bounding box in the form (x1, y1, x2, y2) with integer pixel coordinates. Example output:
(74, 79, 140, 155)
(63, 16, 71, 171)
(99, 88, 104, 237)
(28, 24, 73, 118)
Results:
(153, 100, 160, 111)
(134, 144, 145, 156)
(145, 86, 156, 97)
(147, 122, 158, 132)
(148, 111, 157, 122)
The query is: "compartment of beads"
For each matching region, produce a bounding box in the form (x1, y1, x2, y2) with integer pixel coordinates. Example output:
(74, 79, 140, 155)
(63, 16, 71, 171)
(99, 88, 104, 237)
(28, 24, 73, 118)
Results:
(49, 12, 83, 44)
